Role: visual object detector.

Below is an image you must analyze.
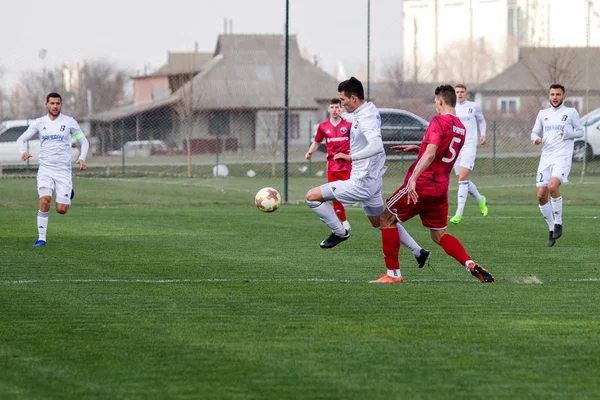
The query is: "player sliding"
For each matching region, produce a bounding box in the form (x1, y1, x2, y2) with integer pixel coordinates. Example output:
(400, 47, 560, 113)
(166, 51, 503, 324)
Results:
(17, 92, 89, 247)
(531, 84, 583, 246)
(373, 84, 494, 283)
(306, 77, 430, 267)
(449, 84, 488, 224)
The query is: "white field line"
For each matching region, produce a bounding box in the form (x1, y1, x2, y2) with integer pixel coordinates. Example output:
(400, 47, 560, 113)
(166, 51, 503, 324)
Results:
(0, 277, 598, 285)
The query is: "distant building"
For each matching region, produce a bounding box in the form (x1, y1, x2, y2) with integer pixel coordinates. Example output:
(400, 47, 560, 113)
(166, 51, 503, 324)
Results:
(402, 0, 600, 83)
(90, 34, 339, 154)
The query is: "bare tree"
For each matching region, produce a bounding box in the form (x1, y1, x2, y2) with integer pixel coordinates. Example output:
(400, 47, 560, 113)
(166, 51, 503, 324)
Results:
(436, 40, 503, 84)
(256, 110, 285, 177)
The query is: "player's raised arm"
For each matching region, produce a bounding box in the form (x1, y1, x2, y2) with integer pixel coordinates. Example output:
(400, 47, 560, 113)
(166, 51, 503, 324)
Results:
(531, 111, 543, 144)
(17, 121, 40, 161)
(562, 110, 584, 140)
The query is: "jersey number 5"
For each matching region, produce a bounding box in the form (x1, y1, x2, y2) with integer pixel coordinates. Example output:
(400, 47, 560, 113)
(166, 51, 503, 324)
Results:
(442, 137, 462, 163)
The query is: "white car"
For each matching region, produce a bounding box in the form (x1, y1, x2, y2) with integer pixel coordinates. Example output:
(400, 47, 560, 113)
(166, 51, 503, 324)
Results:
(573, 110, 600, 162)
(0, 120, 80, 165)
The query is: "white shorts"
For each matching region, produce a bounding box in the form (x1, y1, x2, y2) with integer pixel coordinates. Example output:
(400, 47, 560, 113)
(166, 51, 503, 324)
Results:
(321, 177, 384, 217)
(37, 167, 72, 205)
(536, 159, 571, 186)
(454, 147, 476, 172)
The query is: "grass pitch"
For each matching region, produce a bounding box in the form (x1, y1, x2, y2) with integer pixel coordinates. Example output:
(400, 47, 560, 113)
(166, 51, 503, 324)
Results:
(1, 176, 599, 399)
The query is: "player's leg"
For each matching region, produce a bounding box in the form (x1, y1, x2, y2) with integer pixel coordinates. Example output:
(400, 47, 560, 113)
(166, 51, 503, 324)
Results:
(35, 170, 54, 247)
(306, 182, 348, 248)
(536, 165, 555, 246)
(423, 196, 493, 282)
(463, 166, 488, 217)
(549, 161, 571, 240)
(54, 171, 72, 215)
(328, 171, 350, 230)
(396, 223, 430, 268)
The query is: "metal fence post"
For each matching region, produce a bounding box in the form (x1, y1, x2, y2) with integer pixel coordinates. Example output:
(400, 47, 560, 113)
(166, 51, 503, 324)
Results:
(121, 119, 125, 175)
(492, 120, 496, 175)
(308, 120, 312, 174)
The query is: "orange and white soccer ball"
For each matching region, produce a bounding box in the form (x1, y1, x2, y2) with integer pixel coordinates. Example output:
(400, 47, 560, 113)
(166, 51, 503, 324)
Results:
(255, 187, 281, 213)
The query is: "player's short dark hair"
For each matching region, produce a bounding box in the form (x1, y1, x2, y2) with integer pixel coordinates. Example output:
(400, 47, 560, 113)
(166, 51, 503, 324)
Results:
(435, 84, 457, 107)
(455, 84, 467, 90)
(329, 98, 341, 105)
(549, 84, 566, 94)
(338, 77, 365, 100)
(46, 92, 62, 103)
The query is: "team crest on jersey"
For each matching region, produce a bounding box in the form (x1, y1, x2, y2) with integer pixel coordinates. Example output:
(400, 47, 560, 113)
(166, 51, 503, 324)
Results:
(561, 115, 568, 121)
(468, 108, 473, 114)
(60, 125, 66, 131)
(340, 127, 348, 134)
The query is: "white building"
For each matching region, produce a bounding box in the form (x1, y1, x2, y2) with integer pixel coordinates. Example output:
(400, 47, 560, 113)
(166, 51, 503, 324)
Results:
(403, 0, 600, 83)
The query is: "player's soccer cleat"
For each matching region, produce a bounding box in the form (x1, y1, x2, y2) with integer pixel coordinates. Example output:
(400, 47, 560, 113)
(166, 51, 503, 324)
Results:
(33, 240, 46, 247)
(449, 214, 463, 224)
(342, 220, 351, 231)
(553, 224, 562, 240)
(416, 248, 431, 269)
(479, 195, 488, 216)
(547, 231, 556, 247)
(320, 230, 350, 249)
(467, 262, 494, 283)
(70, 189, 75, 200)
(369, 274, 404, 283)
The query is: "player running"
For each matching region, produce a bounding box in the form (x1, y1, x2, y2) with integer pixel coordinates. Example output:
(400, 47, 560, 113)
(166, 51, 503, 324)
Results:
(306, 77, 430, 268)
(306, 98, 353, 231)
(449, 84, 488, 224)
(17, 92, 89, 247)
(373, 84, 494, 283)
(531, 84, 583, 246)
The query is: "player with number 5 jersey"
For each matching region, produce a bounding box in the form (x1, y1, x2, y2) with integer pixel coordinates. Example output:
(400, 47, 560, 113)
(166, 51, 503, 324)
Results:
(372, 84, 494, 284)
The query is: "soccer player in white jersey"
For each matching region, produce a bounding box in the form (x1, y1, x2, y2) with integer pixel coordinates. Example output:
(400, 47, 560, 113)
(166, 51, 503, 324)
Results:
(305, 77, 430, 268)
(531, 84, 583, 247)
(449, 84, 488, 224)
(17, 92, 89, 247)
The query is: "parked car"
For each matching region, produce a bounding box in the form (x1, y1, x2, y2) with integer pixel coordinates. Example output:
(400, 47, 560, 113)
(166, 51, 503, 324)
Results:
(317, 108, 428, 155)
(573, 110, 600, 162)
(107, 140, 170, 157)
(0, 119, 80, 164)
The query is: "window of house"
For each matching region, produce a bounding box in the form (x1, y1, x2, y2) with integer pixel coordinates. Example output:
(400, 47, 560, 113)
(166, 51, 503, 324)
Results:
(497, 98, 520, 114)
(279, 113, 300, 139)
(208, 111, 230, 136)
(564, 97, 583, 112)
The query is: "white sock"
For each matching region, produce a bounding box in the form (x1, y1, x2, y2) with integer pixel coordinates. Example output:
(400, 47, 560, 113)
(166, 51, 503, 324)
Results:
(539, 203, 554, 231)
(387, 269, 402, 278)
(307, 201, 345, 236)
(468, 181, 483, 203)
(455, 180, 469, 216)
(397, 222, 421, 257)
(465, 259, 474, 271)
(37, 210, 48, 241)
(551, 196, 563, 225)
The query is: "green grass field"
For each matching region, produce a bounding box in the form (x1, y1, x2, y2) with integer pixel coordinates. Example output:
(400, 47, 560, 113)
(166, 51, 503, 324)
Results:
(1, 176, 600, 399)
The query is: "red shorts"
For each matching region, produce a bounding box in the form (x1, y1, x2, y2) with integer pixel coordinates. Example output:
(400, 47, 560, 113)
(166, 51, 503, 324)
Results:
(385, 185, 448, 230)
(328, 170, 351, 183)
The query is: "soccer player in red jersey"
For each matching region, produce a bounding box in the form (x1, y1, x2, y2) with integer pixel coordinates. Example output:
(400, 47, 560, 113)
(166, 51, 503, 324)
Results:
(306, 98, 353, 230)
(372, 84, 494, 284)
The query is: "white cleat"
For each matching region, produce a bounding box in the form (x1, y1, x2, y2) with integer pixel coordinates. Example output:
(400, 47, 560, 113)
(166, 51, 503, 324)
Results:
(342, 220, 351, 231)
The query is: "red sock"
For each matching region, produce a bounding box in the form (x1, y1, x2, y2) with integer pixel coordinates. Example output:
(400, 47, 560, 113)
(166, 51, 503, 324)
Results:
(333, 200, 347, 223)
(439, 234, 471, 266)
(382, 227, 400, 270)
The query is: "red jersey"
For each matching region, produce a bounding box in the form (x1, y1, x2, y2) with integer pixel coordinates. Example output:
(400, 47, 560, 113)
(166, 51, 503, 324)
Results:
(403, 114, 466, 197)
(314, 119, 352, 172)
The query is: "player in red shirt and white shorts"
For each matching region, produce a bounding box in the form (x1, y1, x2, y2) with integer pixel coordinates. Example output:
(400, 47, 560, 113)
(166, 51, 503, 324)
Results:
(306, 98, 353, 230)
(372, 85, 494, 284)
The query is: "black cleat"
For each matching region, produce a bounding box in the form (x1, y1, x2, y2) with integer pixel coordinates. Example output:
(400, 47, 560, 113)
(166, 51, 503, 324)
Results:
(320, 230, 349, 249)
(70, 189, 75, 200)
(468, 263, 494, 283)
(416, 248, 431, 269)
(553, 224, 562, 239)
(547, 231, 556, 247)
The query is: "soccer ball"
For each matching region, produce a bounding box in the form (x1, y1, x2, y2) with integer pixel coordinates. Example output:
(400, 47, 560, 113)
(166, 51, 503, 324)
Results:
(255, 187, 281, 212)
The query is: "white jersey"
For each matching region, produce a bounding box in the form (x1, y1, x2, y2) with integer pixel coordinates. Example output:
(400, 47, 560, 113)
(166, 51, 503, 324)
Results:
(17, 114, 88, 170)
(531, 104, 584, 162)
(455, 100, 486, 150)
(347, 101, 385, 180)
